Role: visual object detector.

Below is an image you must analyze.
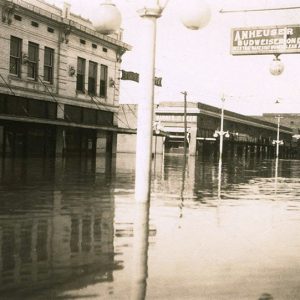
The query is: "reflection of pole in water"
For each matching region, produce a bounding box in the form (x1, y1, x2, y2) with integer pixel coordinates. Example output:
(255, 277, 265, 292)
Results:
(179, 155, 187, 220)
(274, 157, 279, 195)
(131, 203, 150, 300)
(217, 158, 222, 200)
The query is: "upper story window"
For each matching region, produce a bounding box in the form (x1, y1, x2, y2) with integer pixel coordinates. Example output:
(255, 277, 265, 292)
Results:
(28, 42, 39, 80)
(14, 15, 22, 21)
(76, 57, 86, 93)
(44, 47, 54, 83)
(9, 36, 22, 77)
(100, 64, 108, 98)
(88, 61, 97, 96)
(31, 21, 39, 27)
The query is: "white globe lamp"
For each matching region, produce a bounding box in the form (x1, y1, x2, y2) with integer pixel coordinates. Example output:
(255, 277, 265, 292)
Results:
(178, 0, 211, 30)
(94, 0, 122, 35)
(269, 57, 284, 76)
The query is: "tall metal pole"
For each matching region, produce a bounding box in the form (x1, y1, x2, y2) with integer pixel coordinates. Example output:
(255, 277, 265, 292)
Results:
(219, 96, 225, 163)
(217, 96, 226, 199)
(276, 116, 280, 158)
(135, 6, 162, 203)
(133, 2, 211, 203)
(182, 91, 188, 156)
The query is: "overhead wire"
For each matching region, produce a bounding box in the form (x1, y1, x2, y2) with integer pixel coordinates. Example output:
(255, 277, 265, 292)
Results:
(37, 75, 72, 121)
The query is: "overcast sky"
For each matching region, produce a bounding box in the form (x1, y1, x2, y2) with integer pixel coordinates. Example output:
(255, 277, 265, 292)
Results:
(51, 0, 300, 115)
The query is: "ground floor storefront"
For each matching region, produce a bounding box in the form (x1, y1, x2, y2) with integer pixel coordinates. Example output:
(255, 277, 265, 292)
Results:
(0, 121, 117, 159)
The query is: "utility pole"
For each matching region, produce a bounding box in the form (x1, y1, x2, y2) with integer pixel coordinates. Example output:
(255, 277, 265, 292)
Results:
(181, 91, 188, 156)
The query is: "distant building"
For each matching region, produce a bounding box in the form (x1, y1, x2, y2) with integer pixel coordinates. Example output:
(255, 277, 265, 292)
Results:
(0, 0, 131, 159)
(116, 104, 165, 155)
(115, 101, 297, 159)
(256, 113, 300, 135)
(156, 101, 296, 159)
(255, 113, 300, 158)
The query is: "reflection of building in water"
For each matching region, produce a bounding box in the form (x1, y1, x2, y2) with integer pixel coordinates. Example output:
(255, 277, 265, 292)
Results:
(0, 176, 116, 296)
(161, 156, 218, 200)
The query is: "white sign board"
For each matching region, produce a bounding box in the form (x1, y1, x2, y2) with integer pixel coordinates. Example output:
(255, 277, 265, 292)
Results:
(231, 25, 300, 55)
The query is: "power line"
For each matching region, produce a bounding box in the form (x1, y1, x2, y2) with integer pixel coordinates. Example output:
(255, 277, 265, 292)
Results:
(219, 6, 300, 14)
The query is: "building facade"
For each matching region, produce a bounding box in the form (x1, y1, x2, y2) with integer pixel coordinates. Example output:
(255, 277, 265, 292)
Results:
(0, 0, 131, 159)
(116, 104, 165, 155)
(156, 101, 296, 159)
(256, 113, 300, 158)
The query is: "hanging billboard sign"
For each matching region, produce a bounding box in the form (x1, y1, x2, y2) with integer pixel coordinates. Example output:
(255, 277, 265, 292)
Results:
(231, 24, 300, 55)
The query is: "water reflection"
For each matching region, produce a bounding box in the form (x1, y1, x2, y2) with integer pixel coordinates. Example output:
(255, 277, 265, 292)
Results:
(1, 155, 300, 299)
(274, 157, 279, 196)
(258, 293, 274, 300)
(131, 203, 150, 300)
(179, 155, 187, 219)
(0, 157, 119, 299)
(217, 155, 222, 200)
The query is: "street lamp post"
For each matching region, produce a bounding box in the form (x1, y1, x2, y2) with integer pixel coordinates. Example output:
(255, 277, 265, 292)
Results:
(272, 115, 284, 158)
(134, 0, 210, 203)
(97, 0, 210, 203)
(273, 114, 283, 194)
(213, 96, 229, 198)
(134, 4, 162, 203)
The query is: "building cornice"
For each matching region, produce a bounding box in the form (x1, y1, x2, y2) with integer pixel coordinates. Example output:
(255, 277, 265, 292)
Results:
(200, 109, 293, 135)
(1, 0, 131, 51)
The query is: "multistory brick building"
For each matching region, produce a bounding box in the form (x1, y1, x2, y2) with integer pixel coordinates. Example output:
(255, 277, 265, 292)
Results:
(0, 0, 131, 158)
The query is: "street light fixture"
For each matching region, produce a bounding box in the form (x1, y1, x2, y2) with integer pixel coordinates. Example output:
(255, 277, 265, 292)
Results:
(269, 55, 284, 76)
(94, 0, 122, 34)
(214, 96, 230, 199)
(213, 96, 230, 157)
(97, 0, 211, 203)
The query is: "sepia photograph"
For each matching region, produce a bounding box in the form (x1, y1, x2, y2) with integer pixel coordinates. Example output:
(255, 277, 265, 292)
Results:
(0, 0, 300, 299)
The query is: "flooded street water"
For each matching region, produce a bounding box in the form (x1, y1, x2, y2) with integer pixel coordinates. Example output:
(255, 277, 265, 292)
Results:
(1, 154, 300, 299)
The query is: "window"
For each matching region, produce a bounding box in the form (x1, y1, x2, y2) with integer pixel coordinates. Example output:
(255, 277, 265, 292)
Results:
(80, 39, 86, 45)
(28, 42, 39, 80)
(88, 61, 97, 95)
(100, 64, 108, 98)
(31, 21, 39, 27)
(9, 36, 22, 76)
(47, 27, 54, 33)
(14, 15, 22, 21)
(76, 57, 86, 92)
(44, 47, 54, 83)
